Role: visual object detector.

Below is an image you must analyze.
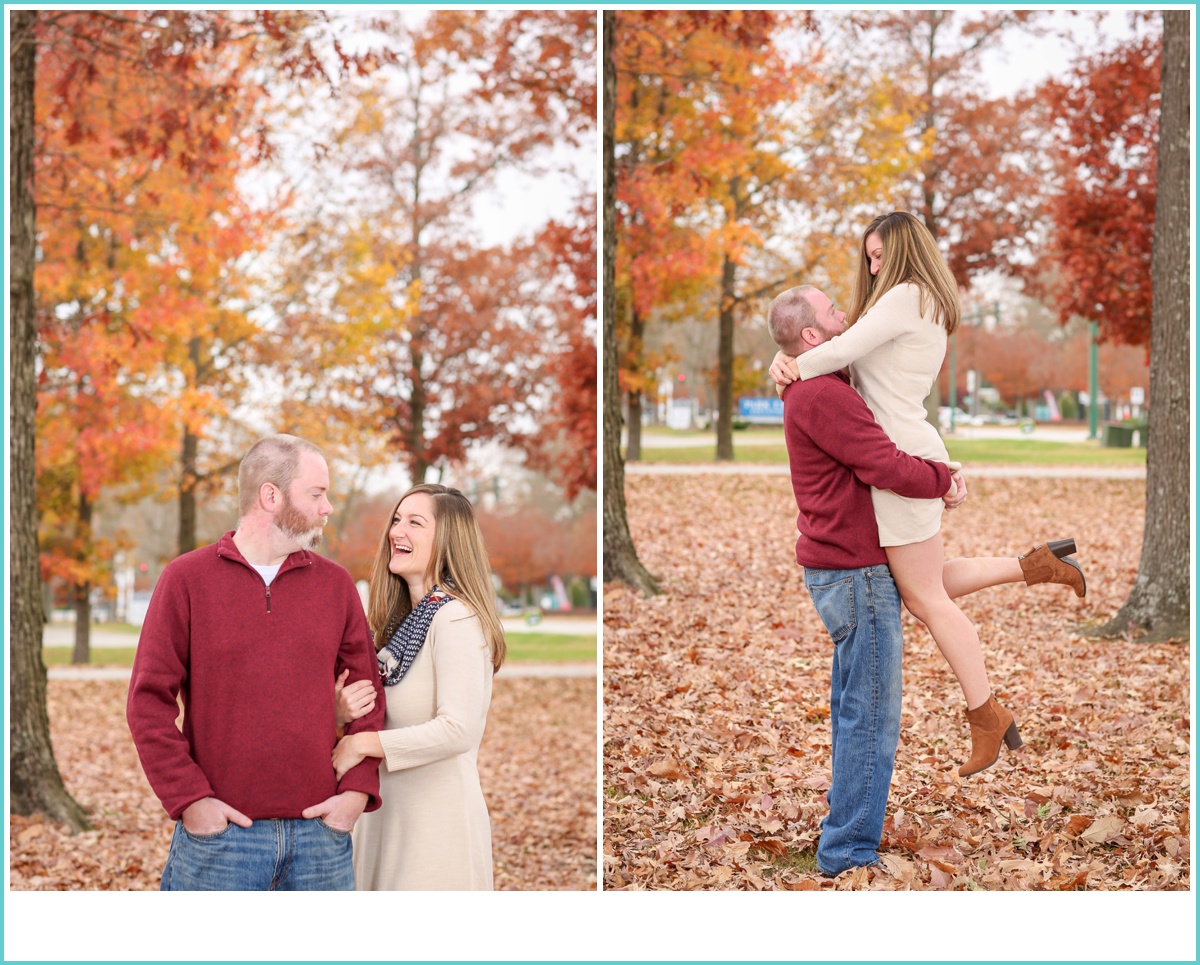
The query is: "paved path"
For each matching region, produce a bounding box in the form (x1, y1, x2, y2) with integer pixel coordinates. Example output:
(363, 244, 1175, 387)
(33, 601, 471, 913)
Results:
(500, 615, 597, 636)
(630, 425, 1099, 448)
(47, 666, 137, 681)
(497, 662, 596, 678)
(626, 463, 1145, 480)
(43, 626, 138, 649)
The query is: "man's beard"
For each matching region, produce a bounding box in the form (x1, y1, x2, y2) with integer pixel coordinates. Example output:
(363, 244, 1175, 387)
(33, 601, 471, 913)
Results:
(275, 493, 325, 551)
(816, 321, 843, 343)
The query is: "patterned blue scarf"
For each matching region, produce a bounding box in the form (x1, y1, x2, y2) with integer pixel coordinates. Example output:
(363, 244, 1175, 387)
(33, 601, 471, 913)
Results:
(378, 586, 455, 687)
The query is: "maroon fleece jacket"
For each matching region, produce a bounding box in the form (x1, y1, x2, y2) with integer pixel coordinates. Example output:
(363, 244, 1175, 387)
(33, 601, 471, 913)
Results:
(126, 532, 385, 820)
(783, 372, 952, 570)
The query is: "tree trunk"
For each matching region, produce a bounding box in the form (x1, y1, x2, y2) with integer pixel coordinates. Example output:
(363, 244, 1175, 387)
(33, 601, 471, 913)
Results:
(714, 251, 736, 461)
(71, 580, 91, 664)
(624, 388, 643, 461)
(1097, 11, 1190, 643)
(602, 10, 658, 595)
(178, 424, 199, 555)
(921, 16, 939, 234)
(409, 361, 430, 485)
(71, 491, 92, 664)
(625, 309, 645, 461)
(9, 9, 91, 832)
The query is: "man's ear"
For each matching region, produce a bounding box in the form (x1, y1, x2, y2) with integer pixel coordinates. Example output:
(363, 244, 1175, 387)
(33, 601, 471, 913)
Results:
(259, 482, 280, 512)
(799, 326, 821, 348)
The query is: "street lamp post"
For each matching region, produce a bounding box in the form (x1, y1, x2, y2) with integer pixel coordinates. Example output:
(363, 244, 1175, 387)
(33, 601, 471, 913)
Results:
(948, 338, 957, 430)
(1088, 320, 1099, 440)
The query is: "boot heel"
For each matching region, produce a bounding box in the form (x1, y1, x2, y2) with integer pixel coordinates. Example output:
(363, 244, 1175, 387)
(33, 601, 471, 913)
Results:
(1047, 538, 1077, 559)
(1003, 720, 1023, 750)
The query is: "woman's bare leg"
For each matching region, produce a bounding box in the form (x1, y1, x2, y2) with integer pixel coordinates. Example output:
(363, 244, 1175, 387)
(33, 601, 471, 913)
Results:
(942, 557, 1023, 599)
(887, 534, 991, 709)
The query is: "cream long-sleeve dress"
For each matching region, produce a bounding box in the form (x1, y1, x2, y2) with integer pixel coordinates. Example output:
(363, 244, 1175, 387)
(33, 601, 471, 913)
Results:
(352, 599, 494, 890)
(794, 282, 950, 546)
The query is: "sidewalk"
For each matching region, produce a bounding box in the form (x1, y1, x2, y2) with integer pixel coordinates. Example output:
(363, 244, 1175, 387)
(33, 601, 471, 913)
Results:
(42, 626, 136, 649)
(629, 424, 1099, 448)
(500, 614, 597, 636)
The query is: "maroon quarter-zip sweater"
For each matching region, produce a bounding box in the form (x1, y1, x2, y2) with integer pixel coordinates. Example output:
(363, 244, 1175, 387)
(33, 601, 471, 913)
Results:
(784, 372, 952, 570)
(127, 532, 385, 820)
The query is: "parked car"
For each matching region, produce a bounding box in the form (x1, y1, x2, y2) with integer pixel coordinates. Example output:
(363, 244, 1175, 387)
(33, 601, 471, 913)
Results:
(496, 596, 531, 617)
(127, 590, 154, 627)
(937, 406, 970, 429)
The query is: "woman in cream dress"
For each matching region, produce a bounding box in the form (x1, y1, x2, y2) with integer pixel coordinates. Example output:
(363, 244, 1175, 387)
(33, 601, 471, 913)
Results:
(770, 212, 1086, 777)
(332, 484, 504, 890)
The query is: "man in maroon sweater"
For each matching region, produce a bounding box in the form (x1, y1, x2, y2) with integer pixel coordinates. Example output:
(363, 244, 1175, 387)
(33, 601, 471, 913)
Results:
(767, 285, 966, 877)
(127, 434, 386, 890)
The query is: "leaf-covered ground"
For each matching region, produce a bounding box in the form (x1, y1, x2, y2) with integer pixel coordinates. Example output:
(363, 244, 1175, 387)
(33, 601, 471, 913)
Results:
(11, 675, 596, 891)
(604, 475, 1190, 891)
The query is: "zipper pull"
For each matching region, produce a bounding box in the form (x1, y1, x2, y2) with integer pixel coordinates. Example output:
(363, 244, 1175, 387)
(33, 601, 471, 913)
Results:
(265, 584, 272, 613)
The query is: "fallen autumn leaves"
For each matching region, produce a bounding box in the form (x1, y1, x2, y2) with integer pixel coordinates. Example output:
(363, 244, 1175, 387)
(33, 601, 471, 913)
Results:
(604, 475, 1189, 891)
(11, 676, 596, 891)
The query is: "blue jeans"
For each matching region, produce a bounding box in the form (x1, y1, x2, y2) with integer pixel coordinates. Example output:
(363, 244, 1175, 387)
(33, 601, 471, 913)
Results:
(804, 564, 903, 877)
(161, 818, 355, 891)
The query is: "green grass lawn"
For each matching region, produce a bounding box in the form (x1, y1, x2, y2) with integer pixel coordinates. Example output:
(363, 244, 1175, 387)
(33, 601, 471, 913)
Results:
(637, 436, 1147, 467)
(503, 632, 595, 663)
(42, 631, 595, 667)
(43, 646, 140, 666)
(943, 439, 1146, 467)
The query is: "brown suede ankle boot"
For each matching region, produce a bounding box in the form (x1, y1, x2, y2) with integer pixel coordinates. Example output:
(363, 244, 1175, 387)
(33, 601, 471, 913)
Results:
(959, 694, 1023, 777)
(1019, 540, 1086, 598)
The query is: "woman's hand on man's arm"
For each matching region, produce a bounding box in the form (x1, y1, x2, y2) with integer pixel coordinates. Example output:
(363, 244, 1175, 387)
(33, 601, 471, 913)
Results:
(332, 731, 384, 781)
(335, 668, 377, 727)
(943, 469, 968, 509)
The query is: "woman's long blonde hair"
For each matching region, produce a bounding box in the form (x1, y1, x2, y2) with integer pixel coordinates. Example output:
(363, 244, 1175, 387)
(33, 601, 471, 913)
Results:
(846, 211, 961, 334)
(367, 484, 506, 671)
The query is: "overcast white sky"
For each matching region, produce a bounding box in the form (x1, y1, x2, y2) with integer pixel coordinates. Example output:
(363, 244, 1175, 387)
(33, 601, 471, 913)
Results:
(980, 7, 1140, 97)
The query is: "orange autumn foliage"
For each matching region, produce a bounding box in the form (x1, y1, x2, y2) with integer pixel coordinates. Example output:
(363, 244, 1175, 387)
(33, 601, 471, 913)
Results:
(33, 12, 277, 596)
(270, 11, 596, 490)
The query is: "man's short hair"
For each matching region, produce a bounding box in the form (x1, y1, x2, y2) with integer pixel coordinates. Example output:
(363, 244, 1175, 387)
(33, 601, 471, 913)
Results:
(767, 285, 818, 355)
(238, 434, 325, 517)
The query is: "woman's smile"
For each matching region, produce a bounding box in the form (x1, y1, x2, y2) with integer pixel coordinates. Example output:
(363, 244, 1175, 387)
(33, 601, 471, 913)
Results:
(386, 491, 437, 595)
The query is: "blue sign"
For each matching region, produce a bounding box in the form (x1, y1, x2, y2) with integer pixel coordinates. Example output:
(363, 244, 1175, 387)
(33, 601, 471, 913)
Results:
(738, 397, 784, 422)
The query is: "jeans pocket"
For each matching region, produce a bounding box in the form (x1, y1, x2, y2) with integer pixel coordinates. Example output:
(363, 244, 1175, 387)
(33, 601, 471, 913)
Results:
(316, 818, 352, 837)
(805, 575, 857, 643)
(181, 821, 236, 843)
